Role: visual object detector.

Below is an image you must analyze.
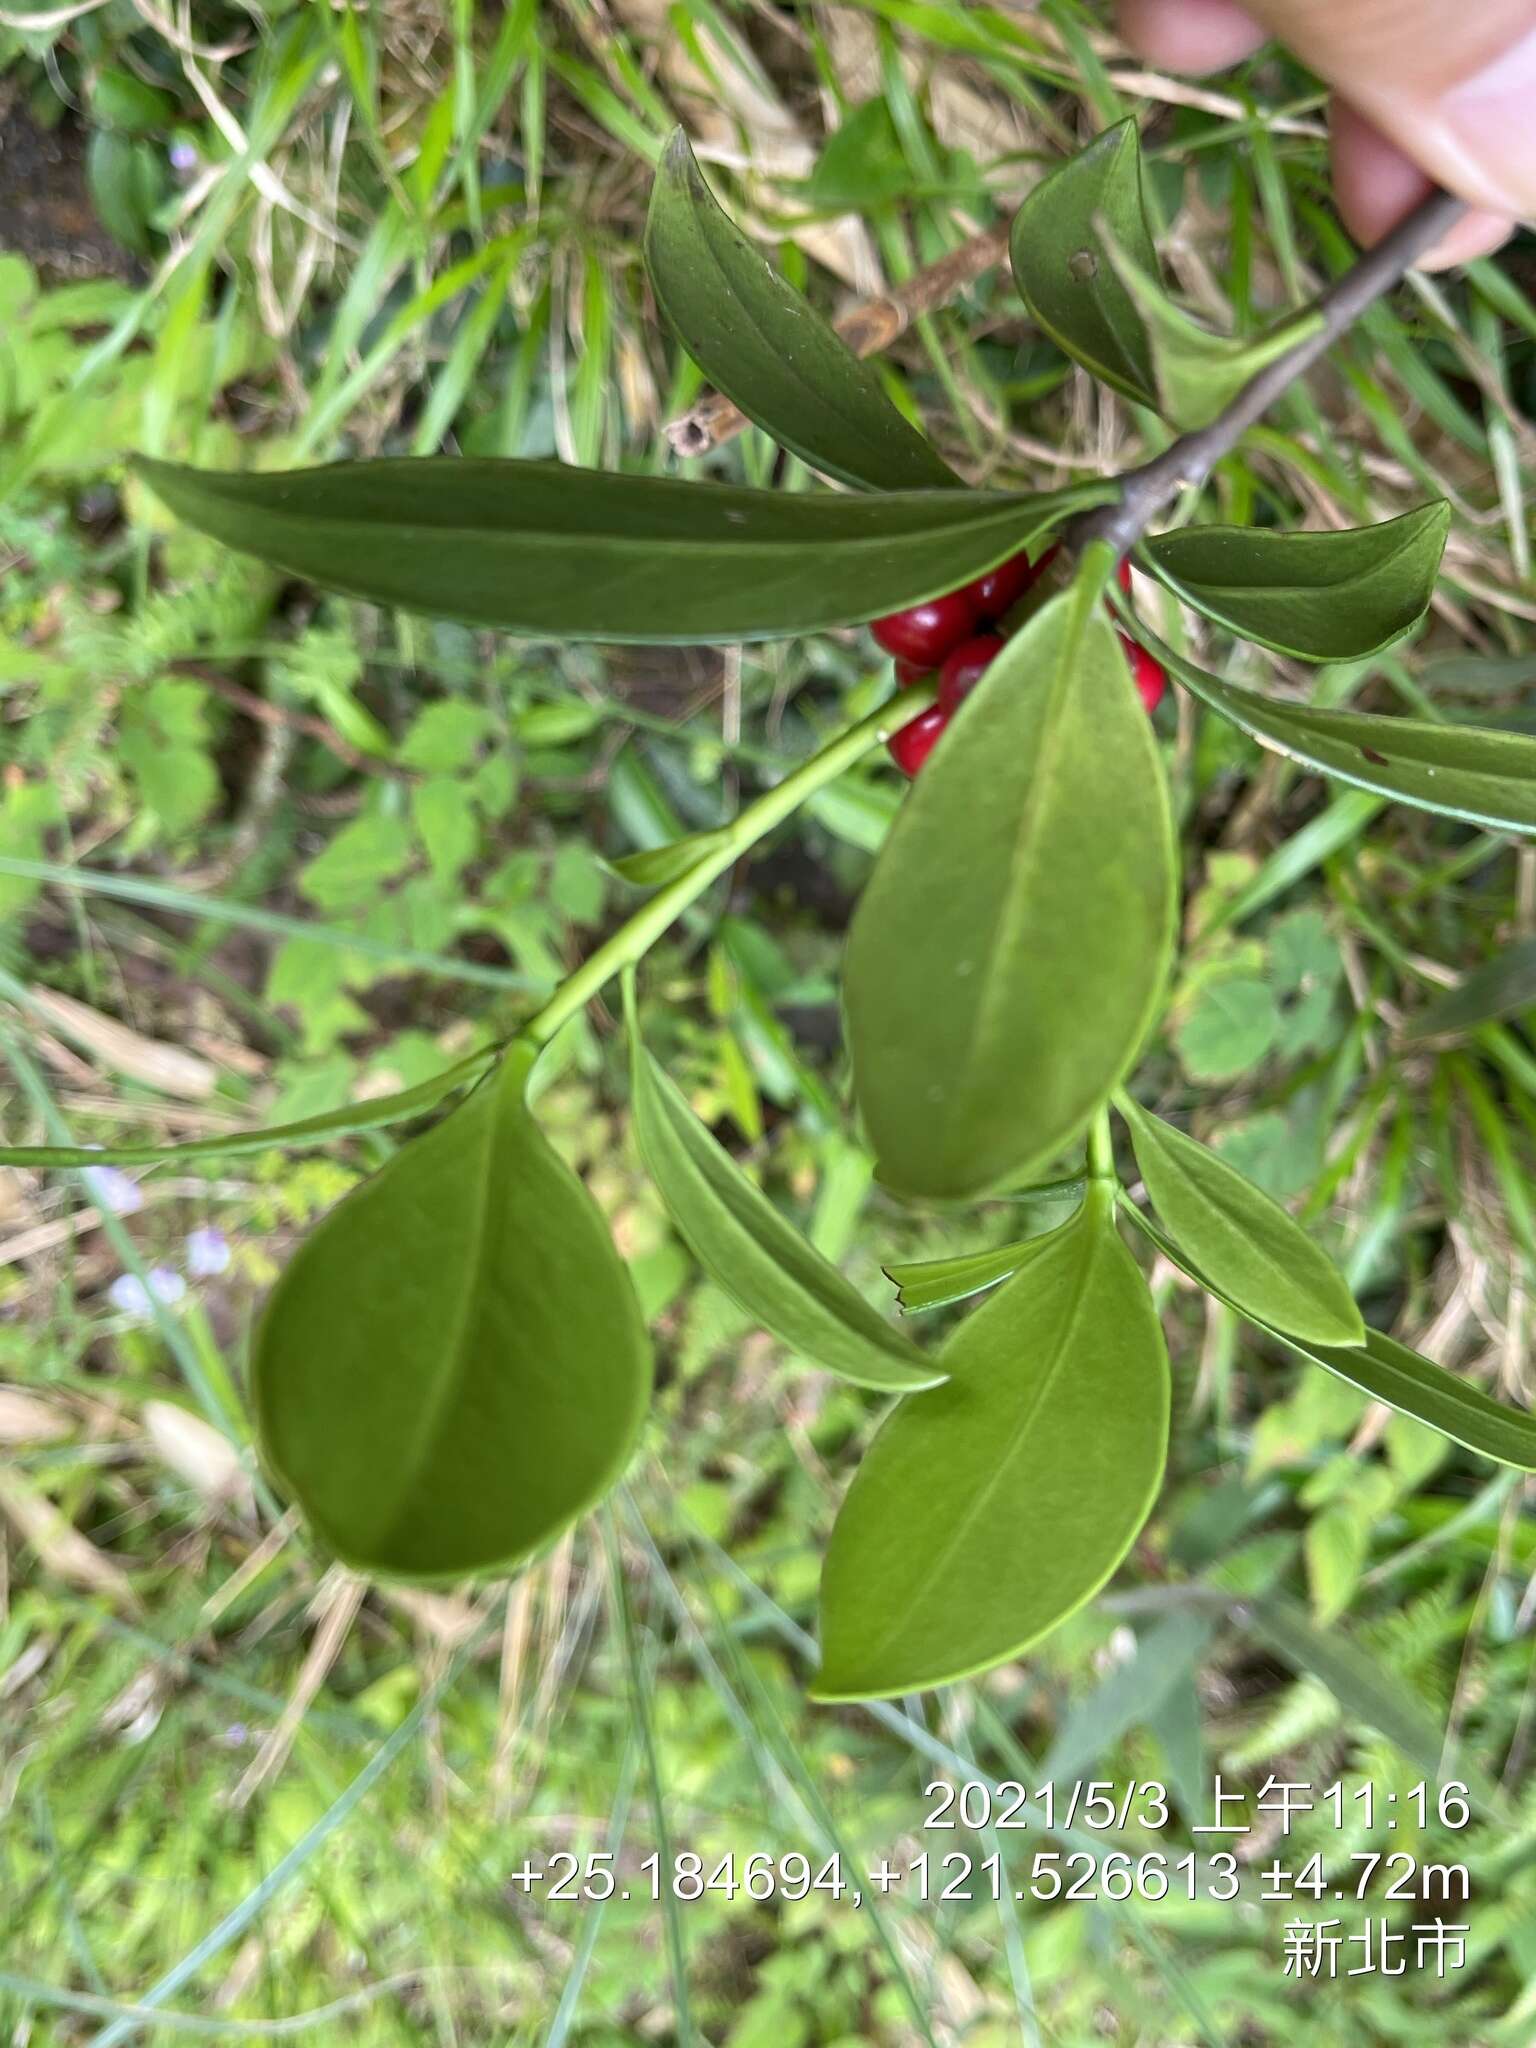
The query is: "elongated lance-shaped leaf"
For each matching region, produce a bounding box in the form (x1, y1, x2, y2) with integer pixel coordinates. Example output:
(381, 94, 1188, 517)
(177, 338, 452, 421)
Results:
(846, 575, 1178, 1200)
(607, 829, 733, 891)
(1143, 505, 1450, 661)
(136, 456, 1101, 645)
(1115, 1093, 1363, 1347)
(1142, 619, 1536, 834)
(1402, 937, 1536, 1041)
(1009, 119, 1158, 405)
(645, 130, 959, 493)
(628, 997, 940, 1393)
(814, 1193, 1170, 1700)
(0, 1048, 496, 1168)
(884, 1184, 1085, 1312)
(255, 1044, 652, 1577)
(1124, 1204, 1536, 1469)
(1099, 222, 1322, 431)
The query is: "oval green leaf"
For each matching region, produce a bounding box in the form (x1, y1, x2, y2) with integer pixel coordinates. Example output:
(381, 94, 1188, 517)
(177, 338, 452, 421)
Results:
(1115, 1092, 1364, 1347)
(645, 129, 959, 493)
(0, 1048, 497, 1168)
(1009, 119, 1158, 406)
(255, 1045, 652, 1577)
(813, 1197, 1170, 1700)
(1143, 505, 1450, 661)
(629, 1010, 941, 1393)
(136, 456, 1101, 646)
(845, 580, 1178, 1199)
(1146, 621, 1536, 833)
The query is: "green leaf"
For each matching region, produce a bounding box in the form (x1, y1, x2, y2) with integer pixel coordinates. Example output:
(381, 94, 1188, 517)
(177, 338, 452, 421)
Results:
(1125, 1205, 1536, 1469)
(1173, 975, 1279, 1083)
(1402, 937, 1536, 1041)
(608, 829, 733, 890)
(1280, 1325, 1536, 1472)
(1143, 505, 1450, 661)
(1009, 120, 1158, 405)
(135, 456, 1098, 646)
(1152, 628, 1536, 833)
(0, 1049, 497, 1167)
(255, 1045, 652, 1576)
(884, 1185, 1085, 1312)
(645, 130, 958, 493)
(845, 579, 1178, 1199)
(1115, 1093, 1363, 1347)
(628, 1007, 940, 1394)
(1100, 224, 1321, 431)
(813, 1196, 1170, 1699)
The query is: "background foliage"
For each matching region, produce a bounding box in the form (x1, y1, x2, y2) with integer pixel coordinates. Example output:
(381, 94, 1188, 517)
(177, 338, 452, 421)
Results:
(2, 0, 1535, 2039)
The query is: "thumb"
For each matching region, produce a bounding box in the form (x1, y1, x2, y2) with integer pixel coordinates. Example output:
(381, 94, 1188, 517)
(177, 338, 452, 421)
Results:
(1240, 0, 1536, 219)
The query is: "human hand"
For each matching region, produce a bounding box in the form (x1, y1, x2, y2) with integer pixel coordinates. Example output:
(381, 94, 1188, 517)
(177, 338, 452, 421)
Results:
(1118, 0, 1536, 267)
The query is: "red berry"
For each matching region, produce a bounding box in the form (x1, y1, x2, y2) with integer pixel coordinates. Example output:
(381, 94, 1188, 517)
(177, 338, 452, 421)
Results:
(893, 658, 932, 689)
(937, 633, 1006, 715)
(887, 704, 949, 778)
(1117, 556, 1134, 596)
(1119, 633, 1167, 716)
(964, 548, 1040, 622)
(871, 590, 979, 666)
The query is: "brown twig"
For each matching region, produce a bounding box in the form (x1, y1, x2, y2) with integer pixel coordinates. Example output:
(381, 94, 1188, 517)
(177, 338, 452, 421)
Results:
(168, 659, 404, 779)
(664, 220, 1012, 460)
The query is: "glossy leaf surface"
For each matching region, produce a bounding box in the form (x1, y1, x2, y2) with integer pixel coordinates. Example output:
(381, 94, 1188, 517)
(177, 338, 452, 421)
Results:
(1117, 1093, 1364, 1346)
(1144, 505, 1449, 661)
(645, 130, 958, 493)
(846, 581, 1177, 1199)
(255, 1047, 651, 1576)
(815, 1197, 1170, 1699)
(1152, 629, 1536, 833)
(1009, 119, 1158, 404)
(630, 1020, 941, 1393)
(138, 456, 1097, 645)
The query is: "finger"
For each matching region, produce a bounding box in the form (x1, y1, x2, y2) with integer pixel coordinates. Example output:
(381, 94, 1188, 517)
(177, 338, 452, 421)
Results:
(1241, 0, 1536, 218)
(1330, 97, 1516, 269)
(1117, 0, 1269, 73)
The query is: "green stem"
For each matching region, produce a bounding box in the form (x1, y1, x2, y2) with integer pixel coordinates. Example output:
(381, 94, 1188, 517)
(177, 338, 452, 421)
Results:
(1086, 1106, 1117, 1186)
(522, 694, 923, 1045)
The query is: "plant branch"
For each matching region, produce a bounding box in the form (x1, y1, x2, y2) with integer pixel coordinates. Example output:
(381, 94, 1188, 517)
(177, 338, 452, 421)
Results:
(521, 693, 922, 1045)
(1064, 187, 1466, 558)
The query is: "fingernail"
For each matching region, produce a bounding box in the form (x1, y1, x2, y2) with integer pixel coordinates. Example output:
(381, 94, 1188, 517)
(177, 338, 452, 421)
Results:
(1439, 26, 1536, 215)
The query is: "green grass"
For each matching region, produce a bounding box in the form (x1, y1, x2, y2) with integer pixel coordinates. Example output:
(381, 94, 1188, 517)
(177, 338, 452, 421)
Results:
(2, 0, 1536, 2039)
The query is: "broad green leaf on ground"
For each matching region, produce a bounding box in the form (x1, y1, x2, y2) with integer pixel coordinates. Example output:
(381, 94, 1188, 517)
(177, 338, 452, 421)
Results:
(1126, 1205, 1536, 1468)
(845, 581, 1177, 1199)
(884, 1185, 1085, 1311)
(1148, 626, 1536, 833)
(1009, 119, 1157, 405)
(255, 1045, 651, 1577)
(137, 457, 1102, 644)
(814, 1196, 1170, 1699)
(1143, 505, 1449, 661)
(1101, 225, 1321, 431)
(608, 829, 733, 890)
(1115, 1092, 1363, 1347)
(1402, 937, 1536, 1041)
(645, 129, 959, 493)
(1173, 975, 1280, 1083)
(629, 1006, 941, 1393)
(0, 1048, 496, 1167)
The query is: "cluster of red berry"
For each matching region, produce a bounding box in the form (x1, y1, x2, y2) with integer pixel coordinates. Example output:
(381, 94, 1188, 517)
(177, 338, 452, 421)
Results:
(871, 549, 1169, 777)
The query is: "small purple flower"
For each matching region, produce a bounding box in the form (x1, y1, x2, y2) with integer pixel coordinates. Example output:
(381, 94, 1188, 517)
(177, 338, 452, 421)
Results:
(107, 1268, 188, 1321)
(185, 1227, 231, 1278)
(169, 139, 199, 172)
(83, 1164, 144, 1217)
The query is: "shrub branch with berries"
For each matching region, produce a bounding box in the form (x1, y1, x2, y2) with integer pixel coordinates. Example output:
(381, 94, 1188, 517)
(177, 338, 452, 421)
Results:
(14, 122, 1536, 1698)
